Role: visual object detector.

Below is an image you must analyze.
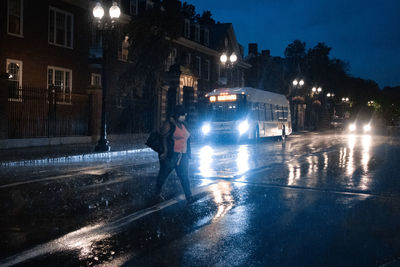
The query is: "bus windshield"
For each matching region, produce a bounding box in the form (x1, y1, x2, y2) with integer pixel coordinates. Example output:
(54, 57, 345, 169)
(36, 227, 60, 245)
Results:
(207, 96, 246, 122)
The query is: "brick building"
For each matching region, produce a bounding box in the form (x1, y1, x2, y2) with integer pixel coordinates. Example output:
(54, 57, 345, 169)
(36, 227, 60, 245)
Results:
(0, 0, 251, 146)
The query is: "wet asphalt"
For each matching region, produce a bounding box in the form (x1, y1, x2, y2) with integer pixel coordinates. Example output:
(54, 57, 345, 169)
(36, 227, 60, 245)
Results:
(1, 131, 400, 266)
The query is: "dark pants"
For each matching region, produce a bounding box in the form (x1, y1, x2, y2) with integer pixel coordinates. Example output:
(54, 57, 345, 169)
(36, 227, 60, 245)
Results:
(156, 153, 192, 199)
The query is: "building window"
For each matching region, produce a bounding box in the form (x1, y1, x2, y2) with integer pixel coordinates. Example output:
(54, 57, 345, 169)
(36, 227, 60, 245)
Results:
(91, 73, 101, 87)
(196, 56, 201, 78)
(129, 0, 138, 15)
(204, 29, 209, 46)
(48, 66, 72, 104)
(184, 19, 190, 38)
(186, 53, 191, 66)
(7, 0, 23, 36)
(205, 60, 210, 81)
(49, 7, 73, 49)
(6, 59, 22, 101)
(195, 25, 200, 42)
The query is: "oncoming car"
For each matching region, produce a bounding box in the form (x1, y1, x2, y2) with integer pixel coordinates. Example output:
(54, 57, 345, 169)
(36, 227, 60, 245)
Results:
(347, 120, 372, 134)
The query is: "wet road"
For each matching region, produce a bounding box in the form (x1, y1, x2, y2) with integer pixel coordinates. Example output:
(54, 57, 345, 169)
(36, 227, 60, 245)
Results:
(1, 132, 400, 266)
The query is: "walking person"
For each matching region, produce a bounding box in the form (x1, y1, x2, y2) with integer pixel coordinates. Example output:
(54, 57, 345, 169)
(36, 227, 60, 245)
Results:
(154, 105, 193, 203)
(282, 123, 286, 141)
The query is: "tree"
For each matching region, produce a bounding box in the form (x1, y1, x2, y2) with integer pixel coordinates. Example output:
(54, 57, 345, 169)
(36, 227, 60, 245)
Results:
(182, 2, 196, 20)
(197, 11, 216, 25)
(284, 40, 307, 76)
(307, 42, 331, 85)
(117, 0, 182, 99)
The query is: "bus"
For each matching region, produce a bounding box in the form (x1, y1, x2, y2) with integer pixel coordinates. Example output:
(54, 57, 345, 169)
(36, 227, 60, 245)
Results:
(200, 87, 292, 140)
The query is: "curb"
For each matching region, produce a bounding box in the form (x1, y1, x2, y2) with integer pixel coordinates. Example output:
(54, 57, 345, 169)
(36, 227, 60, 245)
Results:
(0, 147, 153, 167)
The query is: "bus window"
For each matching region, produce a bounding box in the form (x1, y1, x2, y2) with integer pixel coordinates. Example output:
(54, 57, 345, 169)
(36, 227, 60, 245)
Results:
(270, 104, 275, 121)
(252, 103, 259, 120)
(278, 106, 286, 121)
(283, 106, 289, 121)
(265, 104, 271, 121)
(207, 95, 246, 122)
(259, 103, 266, 121)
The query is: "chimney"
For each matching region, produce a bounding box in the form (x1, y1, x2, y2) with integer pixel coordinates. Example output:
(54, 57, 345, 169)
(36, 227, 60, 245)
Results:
(261, 49, 270, 58)
(248, 43, 258, 57)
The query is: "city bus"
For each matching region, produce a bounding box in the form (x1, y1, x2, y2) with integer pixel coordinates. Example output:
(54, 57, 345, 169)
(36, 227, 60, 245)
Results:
(200, 87, 292, 140)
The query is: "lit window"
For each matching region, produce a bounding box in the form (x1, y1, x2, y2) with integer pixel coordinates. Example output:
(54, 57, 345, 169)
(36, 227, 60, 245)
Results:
(91, 73, 101, 87)
(48, 66, 72, 104)
(49, 7, 73, 48)
(6, 59, 23, 101)
(7, 0, 23, 36)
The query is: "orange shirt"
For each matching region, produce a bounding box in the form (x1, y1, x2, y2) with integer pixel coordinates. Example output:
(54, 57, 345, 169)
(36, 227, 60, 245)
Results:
(173, 124, 190, 153)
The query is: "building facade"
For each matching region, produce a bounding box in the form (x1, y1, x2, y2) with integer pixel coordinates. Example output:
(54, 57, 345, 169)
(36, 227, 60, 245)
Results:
(0, 0, 95, 140)
(0, 0, 251, 145)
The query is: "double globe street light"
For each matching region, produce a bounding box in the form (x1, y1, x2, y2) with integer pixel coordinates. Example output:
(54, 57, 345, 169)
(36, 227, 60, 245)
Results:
(220, 52, 237, 66)
(292, 79, 304, 87)
(93, 2, 121, 152)
(312, 86, 322, 94)
(219, 52, 237, 87)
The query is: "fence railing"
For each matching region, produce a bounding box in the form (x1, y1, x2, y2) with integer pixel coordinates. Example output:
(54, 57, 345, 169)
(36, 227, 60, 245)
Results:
(107, 94, 154, 135)
(6, 86, 90, 139)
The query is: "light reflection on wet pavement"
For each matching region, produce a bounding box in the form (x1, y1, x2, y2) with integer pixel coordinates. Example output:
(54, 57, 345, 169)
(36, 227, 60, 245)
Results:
(1, 132, 400, 266)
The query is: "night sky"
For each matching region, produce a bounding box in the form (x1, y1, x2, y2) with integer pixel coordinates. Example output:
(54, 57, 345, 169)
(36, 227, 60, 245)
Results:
(186, 0, 400, 88)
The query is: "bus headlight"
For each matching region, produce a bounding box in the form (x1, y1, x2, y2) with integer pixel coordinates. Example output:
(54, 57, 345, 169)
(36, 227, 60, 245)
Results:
(363, 124, 371, 132)
(238, 120, 249, 135)
(349, 123, 356, 132)
(202, 123, 211, 135)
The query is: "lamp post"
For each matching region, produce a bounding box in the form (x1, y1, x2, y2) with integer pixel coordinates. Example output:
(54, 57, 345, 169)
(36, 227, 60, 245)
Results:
(93, 2, 120, 152)
(220, 52, 237, 86)
(290, 78, 304, 132)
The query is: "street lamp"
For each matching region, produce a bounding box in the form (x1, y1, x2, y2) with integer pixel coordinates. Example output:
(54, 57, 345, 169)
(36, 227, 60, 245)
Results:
(220, 52, 237, 86)
(293, 79, 304, 87)
(290, 78, 305, 132)
(220, 52, 237, 66)
(93, 1, 121, 152)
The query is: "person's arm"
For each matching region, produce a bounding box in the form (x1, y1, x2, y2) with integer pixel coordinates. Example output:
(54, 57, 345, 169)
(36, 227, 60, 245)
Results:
(159, 121, 170, 159)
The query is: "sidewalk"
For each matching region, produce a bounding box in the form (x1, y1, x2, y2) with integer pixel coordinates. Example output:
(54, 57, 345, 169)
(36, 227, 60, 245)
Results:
(0, 134, 150, 165)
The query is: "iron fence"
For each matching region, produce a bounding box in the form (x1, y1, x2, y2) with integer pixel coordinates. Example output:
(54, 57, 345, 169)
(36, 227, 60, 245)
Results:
(107, 95, 154, 134)
(6, 86, 90, 138)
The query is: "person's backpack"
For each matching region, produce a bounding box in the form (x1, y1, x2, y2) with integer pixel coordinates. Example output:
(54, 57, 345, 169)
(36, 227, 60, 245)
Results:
(145, 131, 162, 153)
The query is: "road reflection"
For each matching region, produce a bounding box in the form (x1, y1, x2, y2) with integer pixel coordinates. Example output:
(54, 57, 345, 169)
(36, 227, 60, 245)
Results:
(285, 134, 373, 190)
(199, 146, 215, 178)
(198, 144, 250, 180)
(210, 182, 234, 221)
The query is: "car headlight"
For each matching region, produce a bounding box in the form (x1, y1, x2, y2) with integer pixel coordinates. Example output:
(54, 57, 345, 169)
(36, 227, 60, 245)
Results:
(238, 120, 249, 135)
(363, 124, 371, 132)
(349, 123, 356, 132)
(202, 123, 211, 135)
